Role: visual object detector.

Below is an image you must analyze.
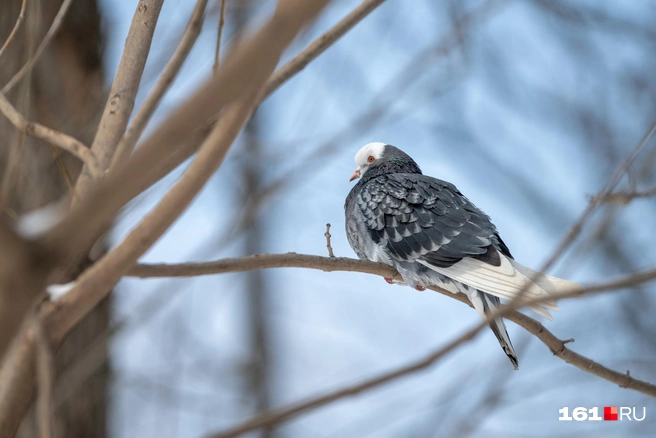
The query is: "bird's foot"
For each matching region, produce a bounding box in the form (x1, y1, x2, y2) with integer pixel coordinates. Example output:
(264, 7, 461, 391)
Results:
(415, 285, 426, 291)
(384, 277, 394, 284)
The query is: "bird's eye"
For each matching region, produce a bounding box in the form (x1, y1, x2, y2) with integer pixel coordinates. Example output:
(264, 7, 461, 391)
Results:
(367, 155, 375, 163)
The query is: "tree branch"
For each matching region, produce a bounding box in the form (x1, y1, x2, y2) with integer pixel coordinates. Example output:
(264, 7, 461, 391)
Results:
(262, 0, 387, 100)
(127, 254, 656, 295)
(2, 0, 74, 93)
(75, 0, 165, 197)
(591, 185, 656, 205)
(538, 117, 656, 274)
(34, 317, 54, 438)
(324, 224, 335, 257)
(111, 0, 211, 169)
(0, 92, 100, 176)
(0, 0, 27, 62)
(213, 0, 227, 76)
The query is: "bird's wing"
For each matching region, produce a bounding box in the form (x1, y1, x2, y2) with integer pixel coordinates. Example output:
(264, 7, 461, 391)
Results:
(356, 173, 506, 265)
(356, 173, 565, 317)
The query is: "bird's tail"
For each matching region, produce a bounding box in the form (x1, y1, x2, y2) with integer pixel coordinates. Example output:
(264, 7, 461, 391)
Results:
(465, 287, 519, 370)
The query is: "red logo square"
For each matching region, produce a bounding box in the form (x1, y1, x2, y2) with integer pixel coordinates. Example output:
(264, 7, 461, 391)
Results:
(604, 406, 618, 421)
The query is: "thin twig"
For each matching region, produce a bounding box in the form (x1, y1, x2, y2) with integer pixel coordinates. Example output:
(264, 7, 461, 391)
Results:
(0, 0, 27, 62)
(2, 0, 74, 93)
(0, 130, 25, 210)
(111, 0, 210, 169)
(591, 185, 656, 205)
(51, 146, 76, 199)
(213, 0, 227, 75)
(75, 0, 165, 198)
(501, 116, 656, 319)
(127, 253, 656, 297)
(324, 223, 335, 257)
(0, 91, 100, 176)
(262, 0, 387, 101)
(34, 316, 54, 438)
(0, 13, 36, 210)
(537, 118, 656, 275)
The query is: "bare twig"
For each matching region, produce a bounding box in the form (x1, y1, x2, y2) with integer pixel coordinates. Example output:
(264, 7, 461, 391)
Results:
(0, 128, 25, 210)
(324, 223, 335, 257)
(591, 185, 656, 205)
(0, 0, 27, 62)
(127, 253, 656, 297)
(1, 26, 35, 210)
(111, 0, 210, 169)
(2, 0, 74, 93)
(0, 323, 37, 438)
(262, 0, 387, 101)
(538, 118, 656, 274)
(213, 0, 227, 75)
(500, 117, 656, 320)
(0, 91, 100, 176)
(34, 317, 54, 438)
(51, 145, 76, 198)
(76, 0, 165, 196)
(129, 254, 396, 277)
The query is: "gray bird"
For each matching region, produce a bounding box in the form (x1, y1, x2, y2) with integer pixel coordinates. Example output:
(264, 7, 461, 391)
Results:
(344, 142, 580, 369)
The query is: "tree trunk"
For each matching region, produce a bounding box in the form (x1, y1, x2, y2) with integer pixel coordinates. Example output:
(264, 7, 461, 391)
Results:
(0, 1, 109, 436)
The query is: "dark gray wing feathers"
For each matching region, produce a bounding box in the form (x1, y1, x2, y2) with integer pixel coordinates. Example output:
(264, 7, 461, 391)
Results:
(351, 173, 509, 267)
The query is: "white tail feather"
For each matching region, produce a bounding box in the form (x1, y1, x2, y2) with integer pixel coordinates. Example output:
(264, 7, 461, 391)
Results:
(509, 260, 583, 298)
(418, 253, 580, 319)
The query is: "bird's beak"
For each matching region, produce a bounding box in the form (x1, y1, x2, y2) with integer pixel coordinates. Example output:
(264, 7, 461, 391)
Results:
(349, 168, 361, 182)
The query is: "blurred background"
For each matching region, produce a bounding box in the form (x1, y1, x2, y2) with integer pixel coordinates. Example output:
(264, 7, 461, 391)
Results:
(1, 0, 656, 437)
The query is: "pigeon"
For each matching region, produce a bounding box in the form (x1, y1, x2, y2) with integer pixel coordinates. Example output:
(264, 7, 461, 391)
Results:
(344, 142, 581, 369)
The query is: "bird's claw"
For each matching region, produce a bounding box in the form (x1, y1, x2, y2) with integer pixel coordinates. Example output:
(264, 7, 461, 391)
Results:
(415, 285, 426, 291)
(384, 277, 394, 284)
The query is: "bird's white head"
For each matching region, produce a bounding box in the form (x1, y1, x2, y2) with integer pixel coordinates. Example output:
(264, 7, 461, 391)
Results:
(349, 142, 387, 182)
